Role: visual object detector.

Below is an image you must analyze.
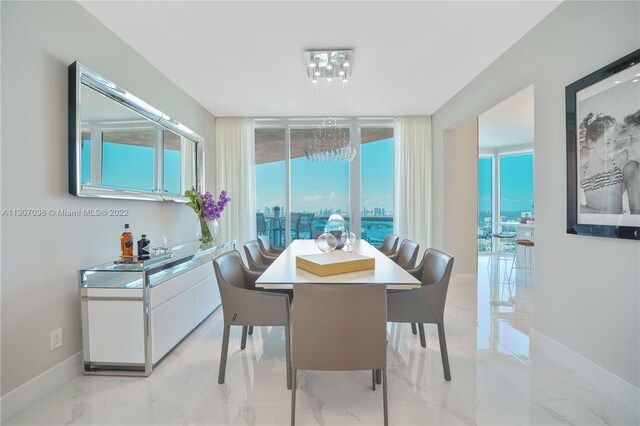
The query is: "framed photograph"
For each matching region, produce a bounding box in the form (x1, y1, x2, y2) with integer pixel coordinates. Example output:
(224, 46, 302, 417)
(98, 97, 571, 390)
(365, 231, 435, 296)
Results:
(566, 49, 640, 240)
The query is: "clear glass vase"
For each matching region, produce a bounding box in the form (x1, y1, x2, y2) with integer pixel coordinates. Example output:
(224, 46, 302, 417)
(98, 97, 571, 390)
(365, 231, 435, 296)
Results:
(195, 217, 218, 246)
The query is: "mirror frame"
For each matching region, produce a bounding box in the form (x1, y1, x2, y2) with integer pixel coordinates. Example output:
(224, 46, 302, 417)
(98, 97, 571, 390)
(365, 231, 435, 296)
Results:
(68, 61, 204, 202)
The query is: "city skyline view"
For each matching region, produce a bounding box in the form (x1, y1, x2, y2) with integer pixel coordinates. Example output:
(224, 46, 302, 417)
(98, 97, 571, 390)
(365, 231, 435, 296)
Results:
(256, 137, 394, 216)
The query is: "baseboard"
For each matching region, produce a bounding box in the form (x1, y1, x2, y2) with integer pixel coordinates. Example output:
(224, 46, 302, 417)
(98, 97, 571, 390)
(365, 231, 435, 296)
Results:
(1, 352, 82, 422)
(530, 329, 639, 413)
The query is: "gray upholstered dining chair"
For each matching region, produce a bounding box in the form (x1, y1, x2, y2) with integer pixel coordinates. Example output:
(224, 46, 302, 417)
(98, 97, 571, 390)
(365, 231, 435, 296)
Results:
(212, 251, 292, 389)
(244, 240, 276, 272)
(387, 248, 454, 381)
(290, 283, 389, 425)
(387, 239, 420, 270)
(376, 234, 399, 256)
(258, 234, 284, 257)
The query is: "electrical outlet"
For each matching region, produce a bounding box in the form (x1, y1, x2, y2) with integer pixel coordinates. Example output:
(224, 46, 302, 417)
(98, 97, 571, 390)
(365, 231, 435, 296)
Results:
(50, 328, 62, 351)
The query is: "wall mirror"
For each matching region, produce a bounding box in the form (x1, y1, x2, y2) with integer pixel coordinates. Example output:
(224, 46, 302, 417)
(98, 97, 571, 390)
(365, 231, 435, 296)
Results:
(69, 61, 204, 201)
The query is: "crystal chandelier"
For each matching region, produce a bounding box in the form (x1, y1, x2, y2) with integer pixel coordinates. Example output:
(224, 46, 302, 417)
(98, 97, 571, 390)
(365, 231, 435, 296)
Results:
(304, 117, 356, 162)
(303, 49, 356, 162)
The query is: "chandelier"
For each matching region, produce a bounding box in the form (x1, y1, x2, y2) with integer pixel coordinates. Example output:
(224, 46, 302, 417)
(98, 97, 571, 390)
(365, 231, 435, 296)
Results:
(303, 49, 356, 162)
(304, 117, 357, 162)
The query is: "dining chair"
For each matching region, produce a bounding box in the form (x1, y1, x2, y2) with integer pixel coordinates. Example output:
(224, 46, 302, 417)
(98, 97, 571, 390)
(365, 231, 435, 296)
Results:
(258, 234, 284, 257)
(212, 251, 292, 389)
(297, 213, 315, 239)
(244, 240, 276, 272)
(290, 213, 301, 240)
(387, 248, 454, 381)
(290, 283, 388, 425)
(376, 234, 399, 256)
(387, 239, 420, 269)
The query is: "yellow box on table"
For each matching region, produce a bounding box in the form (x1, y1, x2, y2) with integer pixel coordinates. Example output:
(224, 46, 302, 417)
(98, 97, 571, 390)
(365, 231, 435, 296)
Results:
(295, 251, 375, 276)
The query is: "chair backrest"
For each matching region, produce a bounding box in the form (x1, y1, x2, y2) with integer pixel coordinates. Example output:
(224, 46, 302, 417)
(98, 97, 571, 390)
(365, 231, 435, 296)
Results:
(396, 239, 420, 269)
(258, 234, 273, 253)
(379, 234, 399, 254)
(418, 249, 454, 321)
(256, 212, 266, 232)
(292, 284, 387, 371)
(213, 251, 289, 327)
(244, 240, 266, 270)
(298, 213, 314, 230)
(213, 250, 246, 290)
(290, 213, 301, 229)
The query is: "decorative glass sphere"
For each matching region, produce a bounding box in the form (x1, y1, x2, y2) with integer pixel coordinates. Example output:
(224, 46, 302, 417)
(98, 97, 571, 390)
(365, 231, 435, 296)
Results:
(316, 232, 337, 253)
(340, 230, 356, 251)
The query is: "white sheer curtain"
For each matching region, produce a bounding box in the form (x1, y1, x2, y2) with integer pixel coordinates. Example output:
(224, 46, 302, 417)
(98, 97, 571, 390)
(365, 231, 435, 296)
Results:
(394, 116, 432, 249)
(214, 118, 256, 249)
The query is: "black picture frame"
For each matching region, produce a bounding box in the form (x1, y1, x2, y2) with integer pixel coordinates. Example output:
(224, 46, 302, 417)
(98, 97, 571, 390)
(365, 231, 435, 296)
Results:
(566, 49, 640, 240)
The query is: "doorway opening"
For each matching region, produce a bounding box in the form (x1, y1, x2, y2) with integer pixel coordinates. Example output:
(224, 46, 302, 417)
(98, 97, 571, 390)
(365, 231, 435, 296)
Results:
(477, 85, 535, 349)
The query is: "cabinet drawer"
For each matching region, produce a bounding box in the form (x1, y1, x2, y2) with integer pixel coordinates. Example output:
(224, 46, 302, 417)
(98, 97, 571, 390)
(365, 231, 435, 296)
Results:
(149, 262, 213, 309)
(150, 287, 195, 364)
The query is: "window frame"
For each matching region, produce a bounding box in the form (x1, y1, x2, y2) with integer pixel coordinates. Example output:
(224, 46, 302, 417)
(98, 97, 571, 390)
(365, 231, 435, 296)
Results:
(254, 117, 394, 246)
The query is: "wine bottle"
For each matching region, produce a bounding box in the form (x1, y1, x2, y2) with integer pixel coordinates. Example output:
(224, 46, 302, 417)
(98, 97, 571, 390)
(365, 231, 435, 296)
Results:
(120, 224, 134, 260)
(137, 234, 150, 260)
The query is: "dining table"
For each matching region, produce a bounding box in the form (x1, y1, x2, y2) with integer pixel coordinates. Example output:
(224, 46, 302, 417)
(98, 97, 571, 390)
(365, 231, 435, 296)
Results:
(255, 238, 420, 386)
(255, 239, 421, 290)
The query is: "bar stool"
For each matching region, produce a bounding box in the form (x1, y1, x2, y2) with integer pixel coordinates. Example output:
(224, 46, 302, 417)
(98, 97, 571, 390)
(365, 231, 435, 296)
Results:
(509, 239, 534, 286)
(488, 232, 516, 282)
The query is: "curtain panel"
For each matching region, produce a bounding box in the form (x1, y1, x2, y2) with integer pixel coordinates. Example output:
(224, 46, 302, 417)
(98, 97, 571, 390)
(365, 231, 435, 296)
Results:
(394, 116, 432, 249)
(214, 117, 256, 249)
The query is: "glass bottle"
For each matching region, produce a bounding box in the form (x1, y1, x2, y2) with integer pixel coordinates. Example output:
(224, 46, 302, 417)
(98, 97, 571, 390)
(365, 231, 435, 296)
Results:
(137, 234, 150, 260)
(120, 224, 134, 260)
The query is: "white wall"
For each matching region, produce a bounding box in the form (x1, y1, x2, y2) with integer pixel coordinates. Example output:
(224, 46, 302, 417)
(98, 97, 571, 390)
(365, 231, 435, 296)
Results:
(432, 0, 640, 389)
(1, 1, 216, 396)
(443, 118, 478, 275)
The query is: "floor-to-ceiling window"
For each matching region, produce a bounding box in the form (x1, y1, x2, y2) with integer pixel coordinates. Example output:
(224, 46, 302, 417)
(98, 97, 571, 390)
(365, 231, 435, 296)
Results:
(361, 128, 394, 244)
(254, 119, 394, 246)
(478, 155, 493, 252)
(255, 129, 286, 247)
(290, 129, 350, 241)
(498, 152, 534, 222)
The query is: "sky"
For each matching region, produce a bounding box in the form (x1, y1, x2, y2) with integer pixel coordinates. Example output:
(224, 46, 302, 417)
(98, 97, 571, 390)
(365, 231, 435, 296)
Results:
(255, 137, 394, 214)
(82, 141, 181, 194)
(478, 153, 534, 213)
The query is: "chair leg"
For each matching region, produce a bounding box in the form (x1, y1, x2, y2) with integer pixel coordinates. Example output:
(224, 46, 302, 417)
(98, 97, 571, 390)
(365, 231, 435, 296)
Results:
(382, 368, 389, 426)
(376, 368, 382, 385)
(418, 323, 426, 348)
(248, 326, 254, 336)
(437, 322, 451, 381)
(411, 323, 417, 335)
(218, 325, 231, 384)
(372, 370, 376, 390)
(285, 325, 292, 390)
(290, 369, 297, 426)
(241, 326, 248, 350)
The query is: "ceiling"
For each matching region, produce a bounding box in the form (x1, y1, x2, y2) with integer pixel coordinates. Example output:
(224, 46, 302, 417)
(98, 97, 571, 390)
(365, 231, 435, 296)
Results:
(79, 1, 559, 117)
(478, 85, 534, 149)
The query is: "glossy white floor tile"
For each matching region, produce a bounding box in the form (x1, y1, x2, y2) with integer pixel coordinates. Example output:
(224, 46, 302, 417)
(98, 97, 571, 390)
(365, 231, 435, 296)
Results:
(6, 256, 638, 425)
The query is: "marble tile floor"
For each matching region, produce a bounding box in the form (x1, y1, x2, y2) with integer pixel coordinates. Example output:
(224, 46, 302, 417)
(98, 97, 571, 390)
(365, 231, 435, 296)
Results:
(6, 257, 638, 425)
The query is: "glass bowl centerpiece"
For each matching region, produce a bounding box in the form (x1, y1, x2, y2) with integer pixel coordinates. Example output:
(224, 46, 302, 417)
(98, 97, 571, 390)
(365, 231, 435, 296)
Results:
(325, 214, 346, 249)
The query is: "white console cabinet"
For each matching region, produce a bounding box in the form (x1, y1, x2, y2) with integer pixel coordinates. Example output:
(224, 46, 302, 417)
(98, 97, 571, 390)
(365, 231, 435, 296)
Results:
(80, 240, 235, 376)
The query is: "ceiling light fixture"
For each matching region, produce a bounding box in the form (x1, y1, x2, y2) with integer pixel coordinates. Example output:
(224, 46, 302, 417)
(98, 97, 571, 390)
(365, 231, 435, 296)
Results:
(303, 49, 356, 162)
(304, 49, 353, 83)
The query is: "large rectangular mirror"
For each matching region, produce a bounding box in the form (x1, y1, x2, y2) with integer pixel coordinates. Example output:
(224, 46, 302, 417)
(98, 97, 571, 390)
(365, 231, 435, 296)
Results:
(69, 62, 203, 201)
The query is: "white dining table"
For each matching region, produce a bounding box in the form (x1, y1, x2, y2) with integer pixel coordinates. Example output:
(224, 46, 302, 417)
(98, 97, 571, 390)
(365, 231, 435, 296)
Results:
(255, 239, 421, 290)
